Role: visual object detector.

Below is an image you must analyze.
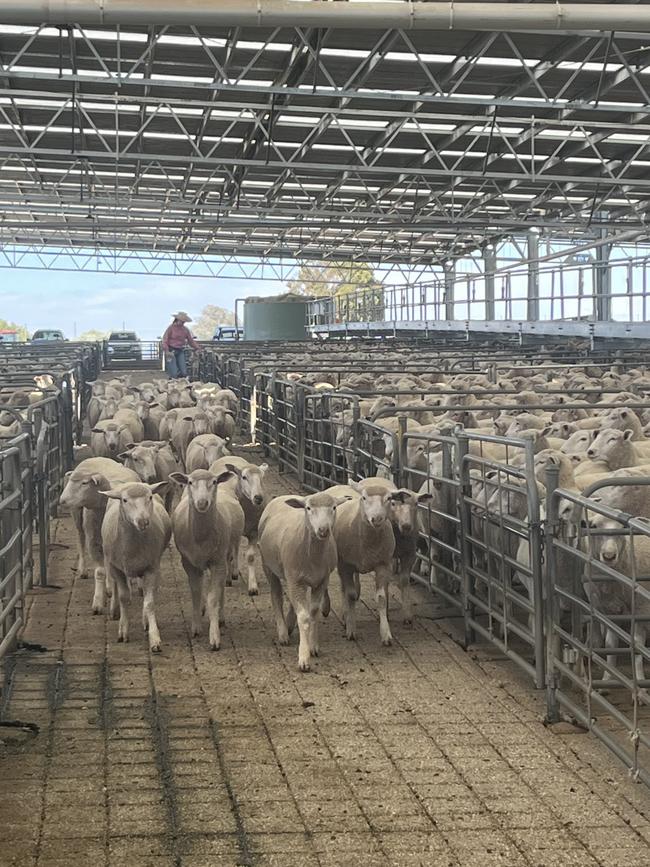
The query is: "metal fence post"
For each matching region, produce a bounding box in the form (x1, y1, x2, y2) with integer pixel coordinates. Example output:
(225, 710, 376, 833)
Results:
(396, 416, 407, 486)
(296, 385, 306, 485)
(525, 440, 545, 690)
(455, 432, 475, 648)
(544, 464, 561, 723)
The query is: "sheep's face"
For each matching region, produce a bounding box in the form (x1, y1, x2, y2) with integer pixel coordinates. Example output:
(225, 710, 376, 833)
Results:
(357, 485, 392, 529)
(119, 445, 158, 484)
(546, 422, 576, 440)
(560, 429, 596, 456)
(204, 440, 229, 465)
(91, 384, 106, 398)
(135, 401, 150, 421)
(286, 492, 346, 539)
(171, 469, 232, 513)
(332, 414, 352, 447)
(586, 514, 625, 565)
(238, 464, 268, 507)
(116, 484, 157, 531)
(534, 450, 564, 484)
(388, 490, 433, 534)
(60, 472, 107, 509)
(587, 428, 633, 464)
(138, 385, 157, 403)
(603, 407, 638, 433)
(101, 397, 119, 418)
(493, 416, 511, 436)
(94, 423, 126, 454)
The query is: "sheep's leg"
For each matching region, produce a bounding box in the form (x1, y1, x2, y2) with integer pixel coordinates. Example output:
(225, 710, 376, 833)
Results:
(206, 560, 227, 650)
(309, 583, 326, 658)
(321, 587, 331, 618)
(92, 566, 106, 614)
(353, 572, 361, 601)
(72, 507, 89, 577)
(339, 563, 357, 641)
(113, 568, 130, 643)
(246, 536, 260, 596)
(182, 556, 204, 636)
(141, 571, 162, 653)
(288, 584, 312, 672)
(107, 566, 119, 620)
(375, 566, 393, 647)
(268, 570, 289, 645)
(398, 552, 416, 626)
(603, 627, 618, 683)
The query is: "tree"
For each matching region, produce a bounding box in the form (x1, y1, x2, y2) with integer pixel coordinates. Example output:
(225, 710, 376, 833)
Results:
(193, 304, 236, 340)
(287, 261, 385, 321)
(0, 318, 29, 341)
(79, 329, 107, 342)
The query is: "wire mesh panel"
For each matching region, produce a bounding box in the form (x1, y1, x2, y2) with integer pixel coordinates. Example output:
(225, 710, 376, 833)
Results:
(401, 431, 462, 607)
(457, 432, 545, 688)
(302, 392, 358, 491)
(0, 435, 34, 661)
(545, 482, 650, 784)
(273, 378, 303, 477)
(355, 419, 399, 484)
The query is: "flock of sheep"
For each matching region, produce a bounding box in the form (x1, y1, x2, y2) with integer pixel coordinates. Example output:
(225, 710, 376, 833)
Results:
(60, 374, 430, 670)
(57, 355, 650, 681)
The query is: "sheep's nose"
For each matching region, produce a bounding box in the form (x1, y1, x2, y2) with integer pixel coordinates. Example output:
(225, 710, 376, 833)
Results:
(253, 495, 263, 506)
(402, 523, 412, 533)
(137, 518, 150, 530)
(371, 515, 384, 527)
(602, 550, 617, 562)
(109, 443, 117, 452)
(317, 527, 330, 539)
(587, 449, 594, 458)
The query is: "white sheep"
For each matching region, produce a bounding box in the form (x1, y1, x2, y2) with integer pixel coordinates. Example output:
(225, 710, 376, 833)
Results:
(90, 420, 132, 459)
(171, 469, 244, 649)
(98, 482, 171, 650)
(185, 434, 231, 473)
(259, 491, 348, 671)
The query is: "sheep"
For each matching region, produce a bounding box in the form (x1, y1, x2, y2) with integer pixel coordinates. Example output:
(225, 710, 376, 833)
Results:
(580, 511, 650, 687)
(207, 405, 236, 440)
(258, 492, 348, 671)
(356, 477, 432, 624)
(582, 428, 650, 479)
(90, 421, 132, 459)
(59, 457, 140, 583)
(171, 411, 212, 467)
(170, 469, 244, 649)
(184, 431, 231, 474)
(117, 443, 159, 484)
(98, 482, 171, 650)
(111, 407, 145, 443)
(333, 480, 396, 645)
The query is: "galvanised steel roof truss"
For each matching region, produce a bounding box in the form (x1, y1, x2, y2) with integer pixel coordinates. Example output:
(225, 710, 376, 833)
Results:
(1, 17, 650, 270)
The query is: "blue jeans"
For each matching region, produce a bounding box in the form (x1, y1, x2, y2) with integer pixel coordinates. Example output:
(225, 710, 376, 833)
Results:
(167, 347, 188, 379)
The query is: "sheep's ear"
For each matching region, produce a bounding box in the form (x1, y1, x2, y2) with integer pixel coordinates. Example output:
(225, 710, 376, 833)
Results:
(623, 428, 635, 441)
(123, 442, 137, 451)
(334, 496, 353, 506)
(418, 492, 434, 503)
(348, 479, 361, 492)
(169, 472, 189, 486)
(91, 426, 104, 434)
(570, 454, 582, 464)
(389, 490, 410, 504)
(224, 463, 242, 477)
(215, 470, 234, 486)
(99, 489, 122, 500)
(284, 497, 306, 509)
(541, 425, 552, 437)
(148, 481, 168, 495)
(116, 452, 129, 462)
(259, 463, 269, 476)
(225, 409, 236, 418)
(182, 415, 194, 422)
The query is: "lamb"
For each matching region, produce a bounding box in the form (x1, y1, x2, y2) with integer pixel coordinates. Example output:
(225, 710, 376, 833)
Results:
(59, 457, 140, 582)
(333, 480, 396, 645)
(90, 421, 132, 459)
(171, 469, 244, 649)
(171, 411, 212, 467)
(185, 434, 231, 472)
(209, 456, 269, 595)
(98, 482, 171, 650)
(584, 428, 650, 476)
(117, 443, 159, 484)
(207, 405, 236, 440)
(111, 407, 145, 443)
(356, 477, 432, 624)
(258, 492, 348, 671)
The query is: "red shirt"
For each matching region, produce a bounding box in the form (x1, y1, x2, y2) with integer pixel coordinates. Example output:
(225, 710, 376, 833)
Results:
(162, 321, 199, 351)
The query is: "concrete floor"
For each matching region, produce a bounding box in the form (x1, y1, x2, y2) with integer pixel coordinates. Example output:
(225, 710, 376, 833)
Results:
(2, 451, 650, 866)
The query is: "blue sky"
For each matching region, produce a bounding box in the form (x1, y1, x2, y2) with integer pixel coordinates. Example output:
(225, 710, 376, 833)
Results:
(0, 268, 285, 339)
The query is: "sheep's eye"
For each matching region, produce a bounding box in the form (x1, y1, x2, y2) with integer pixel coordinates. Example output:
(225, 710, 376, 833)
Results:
(81, 480, 88, 486)
(306, 505, 311, 511)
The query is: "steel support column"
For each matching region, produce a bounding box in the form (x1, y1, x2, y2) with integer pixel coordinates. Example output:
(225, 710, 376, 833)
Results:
(483, 245, 496, 321)
(595, 245, 613, 322)
(527, 230, 540, 322)
(444, 261, 455, 321)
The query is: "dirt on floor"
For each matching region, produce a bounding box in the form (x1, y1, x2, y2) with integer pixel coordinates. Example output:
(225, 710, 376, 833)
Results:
(3, 392, 650, 865)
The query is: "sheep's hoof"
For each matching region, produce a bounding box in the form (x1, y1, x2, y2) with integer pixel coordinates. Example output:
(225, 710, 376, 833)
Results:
(226, 579, 232, 587)
(345, 630, 356, 641)
(210, 642, 221, 652)
(382, 636, 393, 647)
(150, 643, 161, 653)
(192, 626, 202, 637)
(91, 604, 103, 615)
(310, 647, 320, 657)
(248, 587, 259, 597)
(402, 617, 413, 627)
(298, 660, 311, 672)
(322, 597, 331, 618)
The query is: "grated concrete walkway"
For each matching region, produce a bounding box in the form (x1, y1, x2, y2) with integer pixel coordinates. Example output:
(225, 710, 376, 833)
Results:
(2, 458, 650, 867)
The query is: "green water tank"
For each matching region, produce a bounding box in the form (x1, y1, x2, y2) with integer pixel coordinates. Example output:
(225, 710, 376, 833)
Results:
(243, 296, 309, 341)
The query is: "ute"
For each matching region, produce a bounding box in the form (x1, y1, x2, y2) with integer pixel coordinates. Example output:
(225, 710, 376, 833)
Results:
(107, 331, 142, 361)
(32, 329, 66, 343)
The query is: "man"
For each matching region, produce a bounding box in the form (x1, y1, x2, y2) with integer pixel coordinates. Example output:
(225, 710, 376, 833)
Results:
(162, 311, 199, 379)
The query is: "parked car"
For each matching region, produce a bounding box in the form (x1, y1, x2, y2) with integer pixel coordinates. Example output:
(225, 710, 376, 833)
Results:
(212, 325, 243, 342)
(32, 329, 66, 343)
(107, 331, 142, 361)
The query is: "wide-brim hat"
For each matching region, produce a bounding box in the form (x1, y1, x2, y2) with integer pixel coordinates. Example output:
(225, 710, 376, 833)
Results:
(172, 311, 192, 323)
